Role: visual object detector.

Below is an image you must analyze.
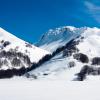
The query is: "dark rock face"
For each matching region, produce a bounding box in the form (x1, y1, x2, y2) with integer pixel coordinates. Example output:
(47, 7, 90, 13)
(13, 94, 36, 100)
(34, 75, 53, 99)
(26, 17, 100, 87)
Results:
(73, 53, 89, 63)
(92, 57, 100, 65)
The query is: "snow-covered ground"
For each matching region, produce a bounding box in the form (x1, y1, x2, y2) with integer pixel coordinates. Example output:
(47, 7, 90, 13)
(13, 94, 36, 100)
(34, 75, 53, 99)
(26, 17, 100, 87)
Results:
(0, 78, 100, 100)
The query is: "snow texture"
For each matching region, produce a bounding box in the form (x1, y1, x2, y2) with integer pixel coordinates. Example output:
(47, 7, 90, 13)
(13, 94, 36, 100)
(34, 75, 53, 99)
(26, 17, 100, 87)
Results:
(0, 78, 100, 100)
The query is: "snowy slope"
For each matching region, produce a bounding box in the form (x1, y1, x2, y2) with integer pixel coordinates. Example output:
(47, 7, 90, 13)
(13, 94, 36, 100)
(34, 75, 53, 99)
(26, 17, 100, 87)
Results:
(37, 26, 87, 53)
(0, 78, 100, 100)
(0, 27, 50, 70)
(29, 26, 100, 81)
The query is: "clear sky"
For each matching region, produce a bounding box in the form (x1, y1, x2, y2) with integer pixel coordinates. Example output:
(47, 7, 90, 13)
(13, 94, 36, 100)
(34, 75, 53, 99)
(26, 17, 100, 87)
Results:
(0, 0, 100, 43)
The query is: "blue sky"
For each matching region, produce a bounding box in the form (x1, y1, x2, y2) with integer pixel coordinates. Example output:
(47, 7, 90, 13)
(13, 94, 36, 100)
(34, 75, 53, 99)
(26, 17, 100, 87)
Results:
(0, 0, 100, 43)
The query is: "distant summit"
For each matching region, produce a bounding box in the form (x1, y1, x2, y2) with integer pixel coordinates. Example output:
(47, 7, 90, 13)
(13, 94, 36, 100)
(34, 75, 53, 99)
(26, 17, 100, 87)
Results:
(37, 26, 87, 52)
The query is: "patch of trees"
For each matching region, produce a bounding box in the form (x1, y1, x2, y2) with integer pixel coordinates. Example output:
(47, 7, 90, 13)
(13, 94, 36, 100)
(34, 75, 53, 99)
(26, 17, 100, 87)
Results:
(0, 40, 10, 49)
(62, 48, 79, 57)
(68, 61, 75, 68)
(76, 65, 89, 81)
(73, 53, 89, 63)
(0, 54, 52, 78)
(92, 57, 100, 65)
(0, 50, 31, 67)
(3, 41, 10, 47)
(76, 65, 100, 81)
(11, 58, 21, 67)
(53, 36, 80, 57)
(0, 59, 8, 68)
(0, 67, 26, 79)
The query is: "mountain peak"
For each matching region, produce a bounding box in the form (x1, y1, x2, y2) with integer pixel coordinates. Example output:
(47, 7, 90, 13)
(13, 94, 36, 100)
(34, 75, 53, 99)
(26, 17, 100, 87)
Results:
(37, 26, 87, 52)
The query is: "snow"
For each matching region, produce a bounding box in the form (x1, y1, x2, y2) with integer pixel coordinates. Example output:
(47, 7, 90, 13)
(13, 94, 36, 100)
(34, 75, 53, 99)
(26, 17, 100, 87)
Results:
(37, 26, 87, 53)
(0, 27, 50, 69)
(0, 27, 50, 62)
(29, 54, 85, 80)
(77, 27, 100, 59)
(0, 27, 25, 44)
(0, 78, 100, 100)
(29, 26, 100, 81)
(65, 26, 76, 31)
(0, 26, 100, 99)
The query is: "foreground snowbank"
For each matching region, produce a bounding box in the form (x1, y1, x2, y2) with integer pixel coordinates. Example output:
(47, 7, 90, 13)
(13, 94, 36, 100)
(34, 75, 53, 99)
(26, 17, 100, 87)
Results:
(0, 78, 100, 100)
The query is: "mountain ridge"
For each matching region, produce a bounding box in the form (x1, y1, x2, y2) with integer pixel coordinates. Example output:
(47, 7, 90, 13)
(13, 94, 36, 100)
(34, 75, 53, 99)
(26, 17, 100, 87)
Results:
(0, 26, 100, 81)
(0, 27, 50, 78)
(29, 26, 100, 81)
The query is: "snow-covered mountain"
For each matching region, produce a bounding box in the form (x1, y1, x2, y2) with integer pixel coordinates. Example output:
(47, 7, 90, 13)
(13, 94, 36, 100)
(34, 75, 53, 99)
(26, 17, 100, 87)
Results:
(29, 26, 100, 81)
(37, 26, 86, 53)
(0, 27, 50, 78)
(0, 26, 100, 81)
